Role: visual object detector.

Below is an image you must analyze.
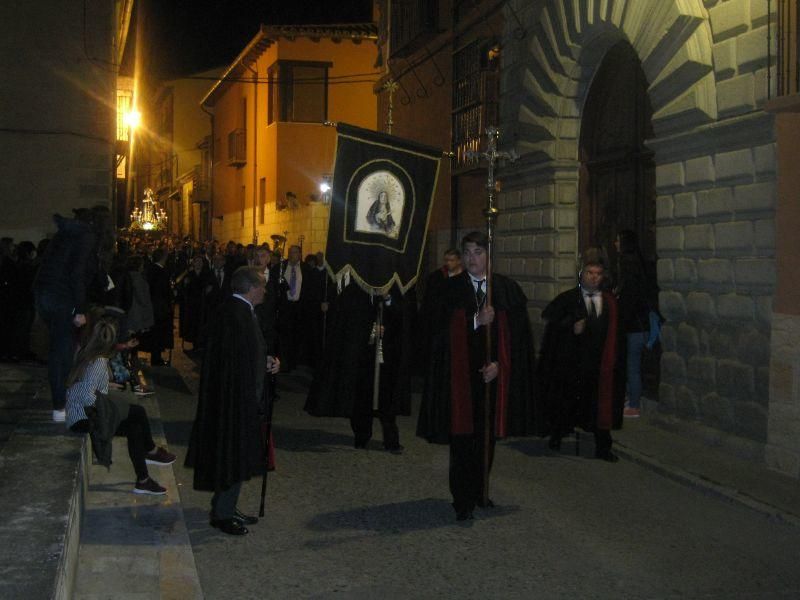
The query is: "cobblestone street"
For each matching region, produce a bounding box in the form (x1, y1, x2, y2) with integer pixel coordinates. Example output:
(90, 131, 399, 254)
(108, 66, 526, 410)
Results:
(154, 350, 800, 599)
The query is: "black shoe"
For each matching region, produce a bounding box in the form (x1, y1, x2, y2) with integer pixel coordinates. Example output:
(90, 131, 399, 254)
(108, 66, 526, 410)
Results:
(150, 359, 167, 367)
(596, 450, 619, 463)
(385, 445, 404, 455)
(354, 439, 369, 449)
(210, 518, 249, 535)
(548, 435, 561, 451)
(455, 509, 474, 521)
(234, 508, 258, 525)
(477, 498, 495, 508)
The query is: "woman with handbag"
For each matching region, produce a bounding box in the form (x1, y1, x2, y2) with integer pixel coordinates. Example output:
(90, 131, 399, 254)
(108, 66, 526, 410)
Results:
(65, 318, 175, 495)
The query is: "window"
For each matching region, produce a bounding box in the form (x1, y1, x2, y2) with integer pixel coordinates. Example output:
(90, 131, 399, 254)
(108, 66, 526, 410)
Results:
(268, 61, 330, 123)
(390, 0, 439, 58)
(452, 39, 499, 167)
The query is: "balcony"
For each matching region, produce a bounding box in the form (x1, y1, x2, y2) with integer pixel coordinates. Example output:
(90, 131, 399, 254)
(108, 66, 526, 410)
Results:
(452, 70, 499, 170)
(390, 0, 439, 59)
(191, 165, 210, 203)
(227, 128, 247, 166)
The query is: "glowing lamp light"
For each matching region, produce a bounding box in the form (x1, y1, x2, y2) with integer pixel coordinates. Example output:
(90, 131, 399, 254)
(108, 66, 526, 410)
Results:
(319, 174, 332, 204)
(124, 109, 141, 129)
(319, 181, 331, 194)
(142, 221, 154, 230)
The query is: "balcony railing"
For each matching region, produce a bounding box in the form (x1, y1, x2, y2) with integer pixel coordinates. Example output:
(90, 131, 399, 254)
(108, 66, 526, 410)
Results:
(452, 70, 499, 168)
(227, 128, 247, 166)
(777, 0, 800, 96)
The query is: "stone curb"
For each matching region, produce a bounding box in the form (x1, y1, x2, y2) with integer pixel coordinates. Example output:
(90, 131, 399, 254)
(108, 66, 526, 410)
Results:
(614, 441, 800, 528)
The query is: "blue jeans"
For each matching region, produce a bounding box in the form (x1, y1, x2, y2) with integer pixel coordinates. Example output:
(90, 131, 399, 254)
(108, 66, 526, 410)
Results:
(35, 296, 75, 411)
(626, 331, 648, 409)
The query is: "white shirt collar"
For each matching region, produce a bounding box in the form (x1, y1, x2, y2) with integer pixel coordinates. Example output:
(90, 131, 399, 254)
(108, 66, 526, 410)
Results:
(232, 294, 254, 313)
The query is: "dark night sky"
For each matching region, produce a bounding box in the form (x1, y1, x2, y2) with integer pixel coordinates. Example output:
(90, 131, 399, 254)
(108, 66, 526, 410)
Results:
(128, 0, 374, 79)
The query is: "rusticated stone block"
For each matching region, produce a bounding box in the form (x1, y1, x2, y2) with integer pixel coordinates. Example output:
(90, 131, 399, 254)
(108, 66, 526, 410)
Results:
(656, 195, 674, 221)
(520, 188, 536, 207)
(737, 327, 770, 365)
(684, 156, 715, 186)
(715, 148, 754, 182)
(699, 392, 735, 432)
(656, 162, 684, 189)
(733, 401, 768, 442)
(658, 259, 674, 283)
(519, 235, 535, 253)
(557, 182, 577, 205)
(677, 322, 700, 357)
(754, 219, 775, 249)
(676, 385, 699, 419)
(733, 180, 776, 212)
(661, 351, 687, 383)
(684, 224, 714, 251)
(659, 382, 676, 412)
(661, 323, 677, 352)
(688, 356, 716, 387)
(754, 143, 776, 176)
(699, 328, 711, 354)
(697, 187, 733, 217)
(755, 295, 773, 324)
(686, 292, 716, 320)
(735, 258, 776, 286)
(657, 226, 684, 252)
(718, 358, 755, 399)
(717, 74, 756, 116)
(755, 366, 770, 405)
(674, 258, 697, 283)
(709, 0, 750, 42)
(737, 28, 770, 72)
(712, 38, 736, 80)
(673, 192, 697, 218)
(717, 293, 754, 319)
(698, 259, 733, 284)
(715, 221, 754, 250)
(535, 184, 554, 206)
(709, 327, 736, 359)
(533, 234, 555, 253)
(660, 291, 687, 321)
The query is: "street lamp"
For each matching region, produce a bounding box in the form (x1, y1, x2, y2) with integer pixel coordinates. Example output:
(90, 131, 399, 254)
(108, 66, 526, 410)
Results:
(319, 174, 332, 205)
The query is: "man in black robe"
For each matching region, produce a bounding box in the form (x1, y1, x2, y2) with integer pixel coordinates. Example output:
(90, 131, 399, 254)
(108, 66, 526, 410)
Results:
(416, 247, 462, 436)
(305, 278, 414, 452)
(537, 248, 620, 462)
(145, 247, 173, 366)
(417, 231, 536, 521)
(186, 266, 281, 536)
(276, 244, 313, 371)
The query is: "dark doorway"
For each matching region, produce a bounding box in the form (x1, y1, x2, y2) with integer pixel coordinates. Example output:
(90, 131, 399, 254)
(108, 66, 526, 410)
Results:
(578, 41, 659, 399)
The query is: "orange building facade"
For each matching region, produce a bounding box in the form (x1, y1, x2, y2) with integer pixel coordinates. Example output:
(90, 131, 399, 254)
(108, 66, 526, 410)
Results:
(201, 24, 379, 254)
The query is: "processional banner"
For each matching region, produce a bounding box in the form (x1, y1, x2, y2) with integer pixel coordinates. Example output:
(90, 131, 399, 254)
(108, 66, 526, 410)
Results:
(324, 123, 442, 295)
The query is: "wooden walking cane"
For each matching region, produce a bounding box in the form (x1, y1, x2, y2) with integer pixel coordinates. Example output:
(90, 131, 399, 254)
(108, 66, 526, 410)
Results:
(467, 126, 517, 506)
(259, 359, 276, 517)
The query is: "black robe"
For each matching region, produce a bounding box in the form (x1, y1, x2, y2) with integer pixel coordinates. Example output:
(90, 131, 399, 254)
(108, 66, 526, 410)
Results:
(179, 267, 211, 345)
(536, 287, 621, 436)
(416, 271, 537, 443)
(186, 297, 266, 492)
(304, 282, 414, 419)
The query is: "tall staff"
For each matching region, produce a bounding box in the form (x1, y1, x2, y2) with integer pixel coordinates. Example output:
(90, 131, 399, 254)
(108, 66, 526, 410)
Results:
(466, 126, 517, 505)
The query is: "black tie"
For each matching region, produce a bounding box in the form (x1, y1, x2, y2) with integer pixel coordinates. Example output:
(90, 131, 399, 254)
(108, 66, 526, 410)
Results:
(476, 279, 486, 307)
(588, 293, 598, 320)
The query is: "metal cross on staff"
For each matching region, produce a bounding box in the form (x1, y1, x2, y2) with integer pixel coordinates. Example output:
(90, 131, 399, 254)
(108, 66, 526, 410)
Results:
(465, 126, 518, 506)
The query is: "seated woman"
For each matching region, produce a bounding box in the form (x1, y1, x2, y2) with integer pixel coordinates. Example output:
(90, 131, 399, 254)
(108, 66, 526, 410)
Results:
(65, 318, 175, 495)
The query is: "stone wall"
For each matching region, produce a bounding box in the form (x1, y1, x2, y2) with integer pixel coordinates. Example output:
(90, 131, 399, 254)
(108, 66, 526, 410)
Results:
(497, 0, 777, 443)
(767, 313, 800, 477)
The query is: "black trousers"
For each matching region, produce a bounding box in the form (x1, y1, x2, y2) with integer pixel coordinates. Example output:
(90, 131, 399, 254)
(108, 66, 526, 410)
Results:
(71, 403, 156, 480)
(350, 412, 400, 449)
(449, 432, 495, 513)
(278, 300, 304, 371)
(211, 481, 242, 520)
(552, 370, 613, 455)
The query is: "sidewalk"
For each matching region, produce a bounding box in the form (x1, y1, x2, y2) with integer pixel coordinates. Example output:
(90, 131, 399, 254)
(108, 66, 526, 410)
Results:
(614, 408, 800, 527)
(73, 385, 203, 599)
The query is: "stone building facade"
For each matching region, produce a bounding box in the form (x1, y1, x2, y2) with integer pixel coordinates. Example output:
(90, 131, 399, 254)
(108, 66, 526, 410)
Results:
(0, 0, 133, 241)
(490, 0, 784, 464)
